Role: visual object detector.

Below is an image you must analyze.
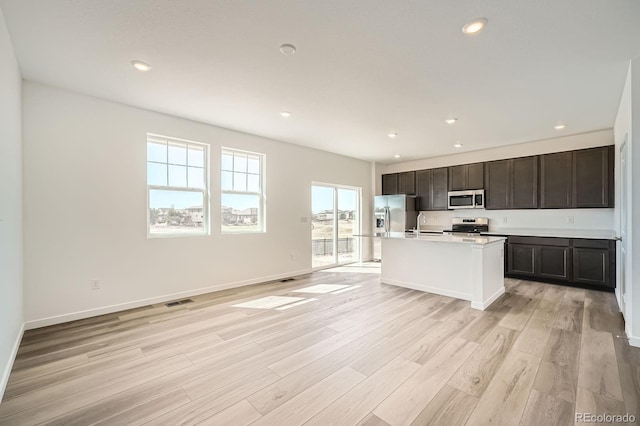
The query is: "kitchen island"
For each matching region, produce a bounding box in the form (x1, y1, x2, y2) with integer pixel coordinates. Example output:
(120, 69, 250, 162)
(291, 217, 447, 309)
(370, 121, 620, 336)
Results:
(381, 233, 506, 310)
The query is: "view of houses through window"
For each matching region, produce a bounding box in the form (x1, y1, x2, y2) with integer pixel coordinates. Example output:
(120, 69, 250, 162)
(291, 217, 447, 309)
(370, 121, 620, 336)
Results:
(147, 135, 209, 236)
(312, 184, 360, 268)
(221, 148, 266, 233)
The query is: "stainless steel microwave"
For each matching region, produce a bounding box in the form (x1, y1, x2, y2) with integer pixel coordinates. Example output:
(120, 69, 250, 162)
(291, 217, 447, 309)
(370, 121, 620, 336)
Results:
(447, 190, 485, 209)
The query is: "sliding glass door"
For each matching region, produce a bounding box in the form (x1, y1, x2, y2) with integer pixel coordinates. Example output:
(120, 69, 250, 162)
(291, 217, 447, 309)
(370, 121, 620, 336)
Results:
(311, 184, 361, 269)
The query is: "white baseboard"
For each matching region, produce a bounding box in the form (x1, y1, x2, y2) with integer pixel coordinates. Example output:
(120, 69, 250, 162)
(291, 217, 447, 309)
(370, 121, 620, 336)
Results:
(1, 322, 25, 402)
(623, 323, 640, 348)
(25, 268, 313, 330)
(380, 277, 471, 302)
(471, 287, 506, 311)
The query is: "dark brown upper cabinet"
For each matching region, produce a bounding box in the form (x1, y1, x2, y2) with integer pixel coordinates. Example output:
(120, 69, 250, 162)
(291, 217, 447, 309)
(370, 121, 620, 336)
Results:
(448, 163, 484, 191)
(398, 171, 416, 195)
(511, 156, 539, 208)
(540, 151, 573, 208)
(573, 146, 614, 208)
(485, 159, 510, 209)
(381, 173, 398, 195)
(416, 167, 448, 211)
(382, 171, 415, 195)
(540, 146, 613, 209)
(485, 156, 538, 210)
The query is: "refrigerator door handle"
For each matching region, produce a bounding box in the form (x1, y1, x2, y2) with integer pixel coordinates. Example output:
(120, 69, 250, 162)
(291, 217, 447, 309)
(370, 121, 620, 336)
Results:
(384, 207, 390, 233)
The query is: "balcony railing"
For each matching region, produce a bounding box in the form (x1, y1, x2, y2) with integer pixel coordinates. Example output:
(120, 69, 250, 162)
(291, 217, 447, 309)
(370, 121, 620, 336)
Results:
(312, 237, 355, 256)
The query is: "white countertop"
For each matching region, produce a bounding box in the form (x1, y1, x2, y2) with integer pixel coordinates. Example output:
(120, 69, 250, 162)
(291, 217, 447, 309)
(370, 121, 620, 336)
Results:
(482, 228, 618, 240)
(382, 232, 506, 245)
(358, 228, 617, 240)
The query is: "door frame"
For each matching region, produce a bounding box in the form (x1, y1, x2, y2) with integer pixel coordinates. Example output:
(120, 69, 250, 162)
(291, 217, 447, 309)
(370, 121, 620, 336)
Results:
(311, 182, 362, 270)
(619, 137, 628, 318)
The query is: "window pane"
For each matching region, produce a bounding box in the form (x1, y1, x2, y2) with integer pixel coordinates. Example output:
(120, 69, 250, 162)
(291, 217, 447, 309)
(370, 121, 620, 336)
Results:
(222, 153, 233, 171)
(247, 156, 260, 174)
(188, 146, 204, 167)
(221, 171, 233, 191)
(149, 189, 205, 235)
(147, 162, 167, 186)
(247, 174, 260, 192)
(221, 193, 261, 233)
(147, 141, 167, 163)
(188, 167, 204, 189)
(168, 142, 187, 165)
(233, 172, 247, 191)
(169, 165, 187, 187)
(234, 154, 247, 172)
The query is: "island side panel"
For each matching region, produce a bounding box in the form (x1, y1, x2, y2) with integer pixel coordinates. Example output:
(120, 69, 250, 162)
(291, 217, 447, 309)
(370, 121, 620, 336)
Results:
(470, 240, 506, 310)
(380, 238, 474, 301)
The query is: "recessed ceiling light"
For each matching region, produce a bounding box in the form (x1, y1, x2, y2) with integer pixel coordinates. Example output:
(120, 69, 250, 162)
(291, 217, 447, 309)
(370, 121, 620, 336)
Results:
(394, 154, 401, 159)
(445, 118, 458, 124)
(131, 60, 151, 72)
(280, 111, 291, 118)
(454, 143, 463, 148)
(388, 132, 398, 138)
(462, 18, 487, 35)
(554, 124, 566, 130)
(279, 44, 296, 55)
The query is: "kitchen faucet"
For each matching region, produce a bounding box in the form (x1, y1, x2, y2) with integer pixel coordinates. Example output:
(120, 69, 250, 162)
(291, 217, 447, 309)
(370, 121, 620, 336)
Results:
(416, 212, 425, 235)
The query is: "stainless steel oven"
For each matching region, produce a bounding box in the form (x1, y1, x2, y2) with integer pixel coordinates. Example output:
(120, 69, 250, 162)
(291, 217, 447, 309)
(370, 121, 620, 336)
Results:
(447, 189, 485, 209)
(443, 217, 489, 235)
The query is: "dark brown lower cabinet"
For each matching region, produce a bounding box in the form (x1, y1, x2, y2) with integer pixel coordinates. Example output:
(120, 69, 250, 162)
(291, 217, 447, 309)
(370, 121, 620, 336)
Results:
(537, 246, 571, 281)
(508, 240, 570, 281)
(508, 244, 535, 276)
(572, 239, 615, 288)
(505, 236, 615, 289)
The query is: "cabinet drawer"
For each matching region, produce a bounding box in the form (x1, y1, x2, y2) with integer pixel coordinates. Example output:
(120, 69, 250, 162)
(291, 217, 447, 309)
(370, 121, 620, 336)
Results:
(572, 239, 611, 249)
(508, 236, 570, 247)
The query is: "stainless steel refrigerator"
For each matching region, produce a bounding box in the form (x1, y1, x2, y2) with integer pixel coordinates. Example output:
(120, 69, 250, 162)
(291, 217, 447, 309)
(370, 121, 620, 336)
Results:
(373, 195, 416, 260)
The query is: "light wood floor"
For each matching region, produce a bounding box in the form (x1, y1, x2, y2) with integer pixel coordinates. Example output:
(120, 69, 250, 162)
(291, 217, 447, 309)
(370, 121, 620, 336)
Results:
(1, 265, 639, 425)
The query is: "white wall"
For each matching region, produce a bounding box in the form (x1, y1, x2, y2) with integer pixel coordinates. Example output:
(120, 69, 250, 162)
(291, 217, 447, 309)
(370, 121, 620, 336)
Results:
(418, 209, 615, 234)
(376, 129, 616, 234)
(0, 8, 24, 398)
(22, 82, 373, 328)
(614, 58, 640, 347)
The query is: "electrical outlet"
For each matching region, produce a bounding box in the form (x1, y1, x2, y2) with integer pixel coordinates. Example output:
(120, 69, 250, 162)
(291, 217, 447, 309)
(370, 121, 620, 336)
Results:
(90, 279, 100, 290)
(568, 216, 575, 224)
(300, 217, 308, 223)
(289, 252, 296, 261)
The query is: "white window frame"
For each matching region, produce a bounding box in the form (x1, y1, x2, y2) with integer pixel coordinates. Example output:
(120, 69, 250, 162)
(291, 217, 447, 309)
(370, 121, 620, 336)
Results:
(221, 147, 266, 234)
(146, 133, 210, 238)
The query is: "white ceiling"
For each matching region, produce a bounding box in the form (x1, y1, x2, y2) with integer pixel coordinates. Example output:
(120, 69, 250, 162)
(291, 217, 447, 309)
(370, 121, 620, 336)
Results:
(2, 0, 640, 163)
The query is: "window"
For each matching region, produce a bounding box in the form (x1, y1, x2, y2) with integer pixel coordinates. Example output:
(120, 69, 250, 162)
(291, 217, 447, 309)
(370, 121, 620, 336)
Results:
(147, 134, 209, 237)
(221, 148, 265, 233)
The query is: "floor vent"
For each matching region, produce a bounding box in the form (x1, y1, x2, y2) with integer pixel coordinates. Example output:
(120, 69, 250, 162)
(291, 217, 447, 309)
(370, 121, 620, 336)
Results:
(280, 278, 296, 282)
(165, 299, 194, 307)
